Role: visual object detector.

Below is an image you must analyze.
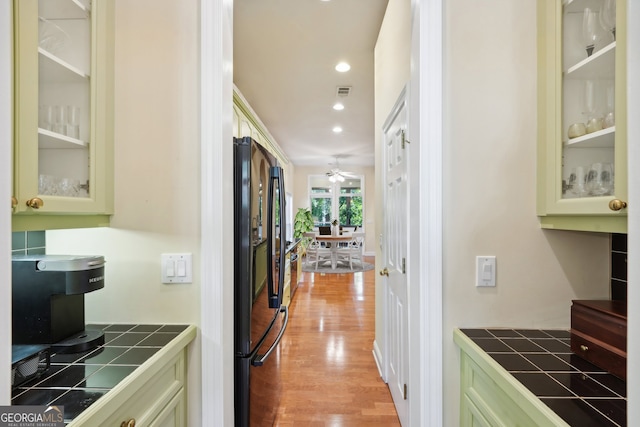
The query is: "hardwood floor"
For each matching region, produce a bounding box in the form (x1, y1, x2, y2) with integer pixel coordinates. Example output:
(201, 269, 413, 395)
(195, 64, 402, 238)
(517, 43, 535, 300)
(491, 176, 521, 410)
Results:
(274, 256, 400, 426)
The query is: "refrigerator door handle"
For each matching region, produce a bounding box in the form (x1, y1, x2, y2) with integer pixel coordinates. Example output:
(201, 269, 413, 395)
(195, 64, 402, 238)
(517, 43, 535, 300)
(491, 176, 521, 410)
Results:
(252, 305, 289, 367)
(266, 166, 286, 308)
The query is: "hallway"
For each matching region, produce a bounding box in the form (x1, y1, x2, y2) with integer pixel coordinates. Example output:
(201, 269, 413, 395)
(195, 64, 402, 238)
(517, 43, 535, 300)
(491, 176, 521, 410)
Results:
(274, 257, 401, 426)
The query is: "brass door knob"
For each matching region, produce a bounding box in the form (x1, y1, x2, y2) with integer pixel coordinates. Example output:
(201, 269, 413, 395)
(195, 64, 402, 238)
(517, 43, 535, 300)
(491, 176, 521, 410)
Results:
(120, 419, 135, 427)
(609, 199, 627, 211)
(379, 268, 389, 277)
(580, 344, 589, 352)
(11, 197, 18, 209)
(26, 197, 44, 209)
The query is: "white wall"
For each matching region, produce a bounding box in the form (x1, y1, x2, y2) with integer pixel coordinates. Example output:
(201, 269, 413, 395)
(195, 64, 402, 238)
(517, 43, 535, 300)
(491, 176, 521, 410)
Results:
(292, 164, 375, 253)
(46, 0, 203, 423)
(373, 0, 411, 371)
(441, 0, 610, 424)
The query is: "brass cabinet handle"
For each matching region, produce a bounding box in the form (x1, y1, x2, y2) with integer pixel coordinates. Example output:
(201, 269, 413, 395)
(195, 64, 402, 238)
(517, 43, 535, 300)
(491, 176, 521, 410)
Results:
(120, 419, 135, 427)
(11, 197, 18, 209)
(609, 199, 628, 211)
(580, 344, 589, 352)
(379, 268, 389, 277)
(26, 197, 44, 209)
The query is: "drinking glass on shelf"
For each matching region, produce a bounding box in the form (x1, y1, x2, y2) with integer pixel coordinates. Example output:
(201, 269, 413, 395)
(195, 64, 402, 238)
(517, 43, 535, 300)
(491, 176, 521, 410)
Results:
(38, 105, 53, 131)
(586, 163, 614, 196)
(599, 0, 616, 42)
(600, 163, 614, 196)
(582, 7, 598, 57)
(67, 106, 81, 139)
(568, 166, 587, 197)
(582, 80, 602, 132)
(52, 105, 67, 135)
(583, 80, 595, 116)
(603, 83, 615, 128)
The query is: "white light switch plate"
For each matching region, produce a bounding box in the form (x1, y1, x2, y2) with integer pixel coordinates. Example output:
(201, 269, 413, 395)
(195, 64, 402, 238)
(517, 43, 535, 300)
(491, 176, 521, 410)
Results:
(161, 253, 193, 284)
(476, 256, 496, 287)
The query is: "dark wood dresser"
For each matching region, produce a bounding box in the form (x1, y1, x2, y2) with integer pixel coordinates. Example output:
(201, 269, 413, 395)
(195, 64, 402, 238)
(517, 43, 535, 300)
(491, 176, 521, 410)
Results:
(570, 299, 627, 380)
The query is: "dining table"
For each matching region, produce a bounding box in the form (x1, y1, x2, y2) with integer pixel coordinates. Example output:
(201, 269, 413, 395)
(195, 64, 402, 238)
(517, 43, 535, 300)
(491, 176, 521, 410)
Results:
(314, 234, 353, 269)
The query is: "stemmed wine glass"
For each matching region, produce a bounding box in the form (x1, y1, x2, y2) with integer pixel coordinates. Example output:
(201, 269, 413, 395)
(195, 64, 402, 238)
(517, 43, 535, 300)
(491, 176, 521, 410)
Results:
(582, 80, 602, 132)
(599, 0, 616, 42)
(582, 7, 598, 57)
(603, 82, 615, 128)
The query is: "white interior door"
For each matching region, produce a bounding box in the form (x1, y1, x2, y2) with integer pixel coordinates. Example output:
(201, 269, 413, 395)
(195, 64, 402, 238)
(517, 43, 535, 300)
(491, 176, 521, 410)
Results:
(382, 92, 409, 425)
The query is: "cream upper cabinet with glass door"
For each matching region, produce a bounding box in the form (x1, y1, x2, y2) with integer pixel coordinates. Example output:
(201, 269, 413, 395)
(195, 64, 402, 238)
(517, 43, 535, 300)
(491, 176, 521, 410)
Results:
(537, 0, 626, 233)
(12, 0, 114, 231)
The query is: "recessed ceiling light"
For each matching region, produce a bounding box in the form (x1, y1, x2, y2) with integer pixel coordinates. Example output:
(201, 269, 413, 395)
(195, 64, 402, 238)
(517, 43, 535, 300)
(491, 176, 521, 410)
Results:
(335, 62, 351, 72)
(333, 126, 343, 133)
(333, 103, 344, 111)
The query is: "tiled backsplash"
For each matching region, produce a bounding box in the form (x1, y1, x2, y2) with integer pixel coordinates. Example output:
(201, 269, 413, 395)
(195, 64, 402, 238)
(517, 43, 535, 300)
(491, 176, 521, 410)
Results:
(611, 233, 627, 301)
(12, 231, 46, 255)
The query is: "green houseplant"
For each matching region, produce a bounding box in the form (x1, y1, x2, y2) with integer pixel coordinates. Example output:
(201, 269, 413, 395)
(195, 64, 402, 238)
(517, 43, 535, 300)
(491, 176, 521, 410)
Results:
(294, 207, 314, 240)
(294, 208, 314, 258)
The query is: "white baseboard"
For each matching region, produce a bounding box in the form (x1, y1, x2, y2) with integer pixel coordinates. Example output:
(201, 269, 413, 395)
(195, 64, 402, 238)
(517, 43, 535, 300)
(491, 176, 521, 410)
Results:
(372, 339, 385, 382)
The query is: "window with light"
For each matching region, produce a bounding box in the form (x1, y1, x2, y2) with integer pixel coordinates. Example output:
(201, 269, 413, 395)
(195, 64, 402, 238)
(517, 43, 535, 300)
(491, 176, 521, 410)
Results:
(309, 175, 363, 228)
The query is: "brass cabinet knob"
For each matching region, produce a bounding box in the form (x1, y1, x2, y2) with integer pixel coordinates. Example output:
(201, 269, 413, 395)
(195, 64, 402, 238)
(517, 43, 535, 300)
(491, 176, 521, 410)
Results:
(26, 197, 44, 209)
(120, 419, 135, 427)
(580, 344, 589, 352)
(608, 199, 628, 211)
(379, 268, 389, 277)
(11, 196, 18, 209)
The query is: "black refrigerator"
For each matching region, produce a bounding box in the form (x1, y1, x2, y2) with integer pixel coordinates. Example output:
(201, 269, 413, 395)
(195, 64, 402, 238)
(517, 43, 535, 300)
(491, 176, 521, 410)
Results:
(234, 136, 289, 427)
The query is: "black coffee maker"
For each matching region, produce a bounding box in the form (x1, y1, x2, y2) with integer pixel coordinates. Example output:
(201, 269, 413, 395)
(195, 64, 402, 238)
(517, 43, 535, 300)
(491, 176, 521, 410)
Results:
(12, 254, 106, 353)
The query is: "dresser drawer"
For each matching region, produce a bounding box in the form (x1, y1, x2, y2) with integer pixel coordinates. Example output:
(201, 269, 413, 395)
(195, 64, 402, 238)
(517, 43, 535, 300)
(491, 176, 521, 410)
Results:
(570, 299, 626, 380)
(570, 330, 626, 380)
(570, 300, 626, 351)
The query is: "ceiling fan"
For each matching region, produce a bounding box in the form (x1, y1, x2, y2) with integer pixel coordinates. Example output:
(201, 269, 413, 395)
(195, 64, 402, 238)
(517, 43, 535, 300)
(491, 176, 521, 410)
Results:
(326, 158, 357, 183)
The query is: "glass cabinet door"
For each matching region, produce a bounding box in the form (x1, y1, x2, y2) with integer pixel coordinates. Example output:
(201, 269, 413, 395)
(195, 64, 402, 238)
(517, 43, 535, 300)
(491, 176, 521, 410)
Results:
(562, 0, 617, 202)
(537, 0, 626, 232)
(13, 0, 113, 215)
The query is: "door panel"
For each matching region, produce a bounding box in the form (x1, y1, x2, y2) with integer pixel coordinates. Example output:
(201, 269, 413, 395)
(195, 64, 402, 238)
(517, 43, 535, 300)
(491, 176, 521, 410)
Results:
(382, 92, 409, 425)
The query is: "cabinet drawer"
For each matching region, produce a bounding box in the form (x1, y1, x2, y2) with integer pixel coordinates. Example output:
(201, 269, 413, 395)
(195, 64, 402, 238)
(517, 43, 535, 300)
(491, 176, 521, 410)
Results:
(68, 349, 187, 427)
(102, 351, 186, 426)
(570, 300, 626, 351)
(570, 330, 626, 380)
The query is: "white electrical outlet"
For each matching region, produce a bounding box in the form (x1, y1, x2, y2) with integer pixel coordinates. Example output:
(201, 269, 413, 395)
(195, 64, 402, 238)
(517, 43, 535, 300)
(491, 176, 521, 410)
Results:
(161, 253, 193, 284)
(476, 256, 496, 287)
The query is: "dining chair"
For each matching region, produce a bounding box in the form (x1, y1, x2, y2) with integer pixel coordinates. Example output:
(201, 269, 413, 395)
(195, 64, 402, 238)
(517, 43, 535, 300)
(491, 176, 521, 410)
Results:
(303, 232, 331, 270)
(337, 232, 365, 270)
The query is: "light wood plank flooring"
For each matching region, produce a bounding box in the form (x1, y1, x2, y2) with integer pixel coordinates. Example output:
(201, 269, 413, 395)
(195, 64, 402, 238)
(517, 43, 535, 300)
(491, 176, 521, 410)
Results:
(274, 256, 400, 426)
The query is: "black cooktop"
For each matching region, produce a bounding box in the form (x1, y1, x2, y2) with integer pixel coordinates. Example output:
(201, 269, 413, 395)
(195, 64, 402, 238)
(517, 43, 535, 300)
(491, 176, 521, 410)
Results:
(460, 328, 626, 427)
(11, 323, 189, 424)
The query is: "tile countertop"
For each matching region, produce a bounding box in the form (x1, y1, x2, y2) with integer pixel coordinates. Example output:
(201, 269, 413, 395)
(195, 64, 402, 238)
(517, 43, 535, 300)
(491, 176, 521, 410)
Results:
(11, 323, 192, 425)
(459, 329, 626, 427)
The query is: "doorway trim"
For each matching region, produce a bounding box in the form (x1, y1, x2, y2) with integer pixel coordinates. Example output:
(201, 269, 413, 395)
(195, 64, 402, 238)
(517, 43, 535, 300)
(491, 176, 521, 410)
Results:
(200, 0, 445, 425)
(408, 0, 444, 425)
(200, 0, 235, 425)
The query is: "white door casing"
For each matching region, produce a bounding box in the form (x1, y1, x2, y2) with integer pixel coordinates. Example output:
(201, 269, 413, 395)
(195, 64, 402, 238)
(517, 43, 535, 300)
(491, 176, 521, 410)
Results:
(381, 88, 409, 426)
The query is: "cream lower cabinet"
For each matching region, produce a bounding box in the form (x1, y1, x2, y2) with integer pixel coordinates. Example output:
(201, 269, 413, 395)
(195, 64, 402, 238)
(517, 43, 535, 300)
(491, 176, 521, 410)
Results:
(12, 0, 114, 231)
(282, 252, 291, 307)
(454, 329, 568, 427)
(68, 326, 196, 427)
(537, 0, 627, 233)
